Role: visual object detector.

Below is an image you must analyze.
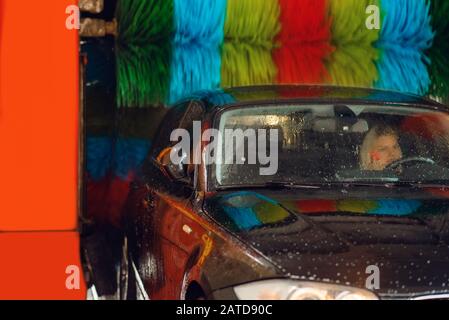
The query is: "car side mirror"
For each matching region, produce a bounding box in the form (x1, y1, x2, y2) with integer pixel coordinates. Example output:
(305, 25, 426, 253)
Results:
(157, 147, 190, 182)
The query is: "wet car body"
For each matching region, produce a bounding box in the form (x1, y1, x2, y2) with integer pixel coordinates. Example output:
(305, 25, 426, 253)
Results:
(123, 85, 449, 300)
(205, 188, 449, 299)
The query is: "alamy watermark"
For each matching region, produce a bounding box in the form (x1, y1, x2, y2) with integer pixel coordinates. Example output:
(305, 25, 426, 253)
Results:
(65, 265, 81, 290)
(366, 5, 381, 30)
(170, 121, 279, 176)
(366, 265, 380, 290)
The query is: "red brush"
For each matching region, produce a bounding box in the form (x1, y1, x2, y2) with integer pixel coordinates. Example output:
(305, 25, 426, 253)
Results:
(274, 0, 333, 84)
(274, 43, 333, 84)
(277, 0, 331, 44)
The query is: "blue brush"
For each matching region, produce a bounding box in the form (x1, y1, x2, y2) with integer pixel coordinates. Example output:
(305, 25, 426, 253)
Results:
(113, 138, 152, 180)
(169, 0, 227, 104)
(375, 46, 431, 95)
(86, 137, 114, 181)
(173, 0, 227, 45)
(378, 0, 434, 50)
(375, 0, 434, 94)
(169, 44, 222, 104)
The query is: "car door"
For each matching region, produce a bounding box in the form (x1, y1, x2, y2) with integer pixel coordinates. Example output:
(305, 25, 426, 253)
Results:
(126, 100, 206, 299)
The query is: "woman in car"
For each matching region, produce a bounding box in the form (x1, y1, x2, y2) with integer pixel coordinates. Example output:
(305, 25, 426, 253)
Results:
(360, 124, 403, 171)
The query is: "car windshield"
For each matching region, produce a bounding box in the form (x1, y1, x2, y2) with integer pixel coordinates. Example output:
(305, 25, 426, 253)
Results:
(208, 103, 449, 189)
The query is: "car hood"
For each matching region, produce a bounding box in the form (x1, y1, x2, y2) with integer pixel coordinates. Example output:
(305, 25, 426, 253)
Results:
(204, 188, 449, 297)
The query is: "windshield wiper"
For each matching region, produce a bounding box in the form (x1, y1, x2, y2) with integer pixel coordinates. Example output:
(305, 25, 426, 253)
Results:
(336, 180, 449, 189)
(264, 181, 322, 189)
(387, 181, 449, 188)
(267, 181, 449, 190)
(216, 181, 323, 191)
(217, 180, 449, 191)
(266, 180, 402, 189)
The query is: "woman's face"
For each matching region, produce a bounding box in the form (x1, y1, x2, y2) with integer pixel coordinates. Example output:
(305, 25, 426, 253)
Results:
(368, 134, 403, 170)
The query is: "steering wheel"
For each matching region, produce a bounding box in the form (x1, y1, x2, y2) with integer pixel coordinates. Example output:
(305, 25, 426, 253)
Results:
(386, 157, 436, 170)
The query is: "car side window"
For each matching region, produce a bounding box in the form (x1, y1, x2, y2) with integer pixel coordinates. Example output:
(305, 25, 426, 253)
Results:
(151, 100, 205, 161)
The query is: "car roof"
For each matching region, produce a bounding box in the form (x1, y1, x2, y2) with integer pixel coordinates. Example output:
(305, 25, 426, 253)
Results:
(183, 85, 443, 111)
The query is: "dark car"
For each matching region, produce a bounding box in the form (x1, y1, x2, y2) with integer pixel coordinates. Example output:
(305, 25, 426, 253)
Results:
(122, 85, 449, 300)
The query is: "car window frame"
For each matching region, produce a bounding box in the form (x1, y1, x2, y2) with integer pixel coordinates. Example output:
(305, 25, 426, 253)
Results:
(151, 99, 205, 189)
(205, 100, 449, 191)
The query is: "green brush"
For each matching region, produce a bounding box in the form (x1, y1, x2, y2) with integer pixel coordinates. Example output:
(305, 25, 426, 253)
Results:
(428, 0, 449, 100)
(115, 0, 174, 107)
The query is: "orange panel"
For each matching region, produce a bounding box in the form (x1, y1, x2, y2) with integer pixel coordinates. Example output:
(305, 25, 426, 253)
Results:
(0, 232, 86, 300)
(0, 0, 78, 230)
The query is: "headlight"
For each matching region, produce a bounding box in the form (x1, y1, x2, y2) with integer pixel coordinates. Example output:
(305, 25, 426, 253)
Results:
(234, 280, 378, 300)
